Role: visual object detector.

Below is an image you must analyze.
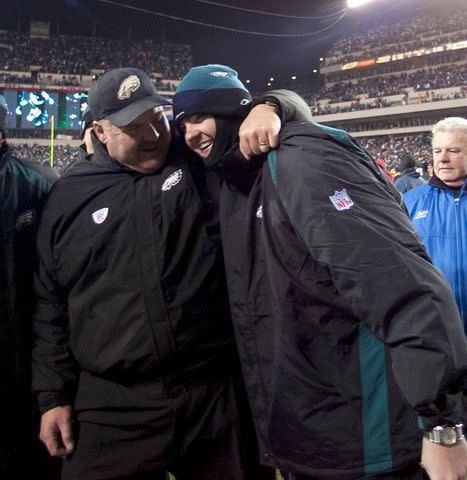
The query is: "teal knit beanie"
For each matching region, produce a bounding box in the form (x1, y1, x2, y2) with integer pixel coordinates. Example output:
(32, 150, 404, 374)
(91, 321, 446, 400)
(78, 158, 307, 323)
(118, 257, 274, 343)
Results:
(173, 64, 252, 124)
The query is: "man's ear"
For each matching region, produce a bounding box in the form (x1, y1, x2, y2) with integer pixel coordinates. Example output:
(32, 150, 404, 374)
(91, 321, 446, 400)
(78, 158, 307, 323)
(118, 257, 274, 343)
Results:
(93, 121, 107, 144)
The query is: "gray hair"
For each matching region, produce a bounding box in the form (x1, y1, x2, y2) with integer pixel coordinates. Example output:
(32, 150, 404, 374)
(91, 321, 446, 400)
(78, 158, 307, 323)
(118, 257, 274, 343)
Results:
(432, 117, 467, 137)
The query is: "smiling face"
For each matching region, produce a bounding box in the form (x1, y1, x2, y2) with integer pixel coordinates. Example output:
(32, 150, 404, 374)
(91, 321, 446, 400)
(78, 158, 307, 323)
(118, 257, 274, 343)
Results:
(432, 130, 467, 187)
(180, 114, 217, 159)
(94, 107, 171, 173)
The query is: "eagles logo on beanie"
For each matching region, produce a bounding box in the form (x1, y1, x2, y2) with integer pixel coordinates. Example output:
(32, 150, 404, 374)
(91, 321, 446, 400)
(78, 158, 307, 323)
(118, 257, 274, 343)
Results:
(173, 64, 252, 125)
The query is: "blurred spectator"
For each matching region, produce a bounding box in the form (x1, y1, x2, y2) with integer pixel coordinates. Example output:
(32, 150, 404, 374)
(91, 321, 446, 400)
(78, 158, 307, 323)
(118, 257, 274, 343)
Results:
(394, 154, 426, 194)
(376, 158, 395, 182)
(423, 161, 434, 180)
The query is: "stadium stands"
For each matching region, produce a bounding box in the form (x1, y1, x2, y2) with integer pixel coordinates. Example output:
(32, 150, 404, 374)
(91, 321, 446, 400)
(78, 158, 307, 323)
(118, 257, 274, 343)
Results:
(1, 0, 466, 173)
(0, 31, 192, 80)
(307, 0, 466, 169)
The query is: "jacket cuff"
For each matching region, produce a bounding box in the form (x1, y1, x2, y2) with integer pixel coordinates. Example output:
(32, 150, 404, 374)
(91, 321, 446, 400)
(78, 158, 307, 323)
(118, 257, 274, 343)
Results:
(252, 96, 283, 121)
(37, 391, 74, 415)
(418, 398, 467, 430)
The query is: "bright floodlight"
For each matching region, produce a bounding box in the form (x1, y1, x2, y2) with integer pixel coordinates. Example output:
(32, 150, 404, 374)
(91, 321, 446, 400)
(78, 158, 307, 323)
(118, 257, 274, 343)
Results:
(347, 0, 374, 8)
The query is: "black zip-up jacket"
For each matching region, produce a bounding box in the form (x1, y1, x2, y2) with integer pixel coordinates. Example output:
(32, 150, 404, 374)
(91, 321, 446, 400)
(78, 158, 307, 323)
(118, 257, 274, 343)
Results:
(0, 144, 58, 471)
(32, 136, 234, 414)
(218, 122, 467, 479)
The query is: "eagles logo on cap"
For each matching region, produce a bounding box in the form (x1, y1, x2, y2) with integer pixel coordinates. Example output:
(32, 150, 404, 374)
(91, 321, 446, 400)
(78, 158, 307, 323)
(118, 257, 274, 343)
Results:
(87, 67, 171, 127)
(117, 75, 141, 100)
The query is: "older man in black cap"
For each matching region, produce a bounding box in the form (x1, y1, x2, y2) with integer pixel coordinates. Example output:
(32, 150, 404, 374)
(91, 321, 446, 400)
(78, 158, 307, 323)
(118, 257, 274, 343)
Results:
(31, 67, 304, 480)
(0, 95, 60, 479)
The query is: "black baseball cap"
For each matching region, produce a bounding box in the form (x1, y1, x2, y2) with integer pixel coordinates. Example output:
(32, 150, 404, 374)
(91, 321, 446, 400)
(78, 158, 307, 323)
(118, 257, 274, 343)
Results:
(88, 67, 171, 127)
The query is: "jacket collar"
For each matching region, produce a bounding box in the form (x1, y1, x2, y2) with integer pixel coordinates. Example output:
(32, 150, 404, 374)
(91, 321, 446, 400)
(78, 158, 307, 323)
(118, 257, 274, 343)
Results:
(214, 142, 263, 194)
(401, 168, 419, 177)
(429, 174, 465, 196)
(90, 131, 130, 172)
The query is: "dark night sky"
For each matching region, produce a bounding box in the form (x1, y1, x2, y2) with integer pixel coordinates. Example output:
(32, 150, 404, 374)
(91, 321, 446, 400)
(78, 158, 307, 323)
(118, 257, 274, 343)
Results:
(0, 0, 451, 92)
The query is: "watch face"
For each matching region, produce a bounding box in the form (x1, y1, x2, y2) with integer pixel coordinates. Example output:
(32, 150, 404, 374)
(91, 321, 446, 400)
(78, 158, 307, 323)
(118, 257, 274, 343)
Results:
(440, 427, 457, 446)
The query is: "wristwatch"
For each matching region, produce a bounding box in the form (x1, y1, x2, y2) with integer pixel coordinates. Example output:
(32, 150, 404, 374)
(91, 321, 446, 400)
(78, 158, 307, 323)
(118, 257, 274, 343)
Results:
(424, 423, 465, 447)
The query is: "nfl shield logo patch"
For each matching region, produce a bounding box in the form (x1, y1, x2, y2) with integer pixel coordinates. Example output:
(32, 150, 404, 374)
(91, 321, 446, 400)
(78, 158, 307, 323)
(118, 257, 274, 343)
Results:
(329, 189, 354, 211)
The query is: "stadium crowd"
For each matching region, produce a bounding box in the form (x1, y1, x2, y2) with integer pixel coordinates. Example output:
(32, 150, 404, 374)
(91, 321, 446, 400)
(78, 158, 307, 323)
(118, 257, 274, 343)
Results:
(359, 133, 432, 172)
(316, 63, 467, 103)
(310, 89, 466, 115)
(0, 31, 192, 80)
(10, 143, 80, 170)
(325, 51, 467, 84)
(325, 1, 465, 65)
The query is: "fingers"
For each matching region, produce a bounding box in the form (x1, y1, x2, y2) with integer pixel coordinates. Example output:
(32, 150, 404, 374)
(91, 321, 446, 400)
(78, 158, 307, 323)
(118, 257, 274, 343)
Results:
(40, 425, 69, 457)
(239, 136, 252, 161)
(239, 129, 277, 160)
(40, 405, 74, 457)
(238, 103, 281, 160)
(59, 420, 75, 456)
(267, 131, 280, 149)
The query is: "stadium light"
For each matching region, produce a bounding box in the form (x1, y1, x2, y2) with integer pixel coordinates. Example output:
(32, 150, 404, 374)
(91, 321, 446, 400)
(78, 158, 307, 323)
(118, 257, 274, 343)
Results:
(245, 79, 251, 84)
(291, 75, 297, 80)
(347, 0, 375, 8)
(269, 77, 274, 82)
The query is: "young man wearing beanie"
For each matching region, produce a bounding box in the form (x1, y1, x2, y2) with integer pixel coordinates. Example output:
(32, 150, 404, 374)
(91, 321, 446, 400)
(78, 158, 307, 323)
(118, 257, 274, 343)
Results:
(174, 64, 467, 480)
(31, 66, 304, 479)
(0, 95, 61, 479)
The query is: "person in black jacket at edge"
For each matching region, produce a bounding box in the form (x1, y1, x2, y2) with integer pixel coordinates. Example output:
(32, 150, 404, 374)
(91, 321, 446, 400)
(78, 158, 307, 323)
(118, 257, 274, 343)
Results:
(173, 64, 467, 480)
(0, 95, 61, 479)
(31, 67, 304, 480)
